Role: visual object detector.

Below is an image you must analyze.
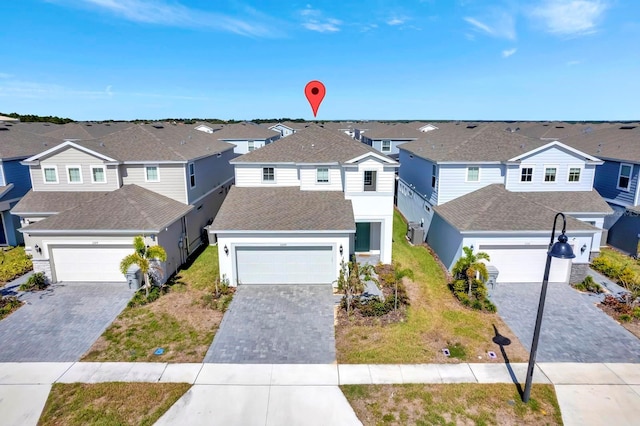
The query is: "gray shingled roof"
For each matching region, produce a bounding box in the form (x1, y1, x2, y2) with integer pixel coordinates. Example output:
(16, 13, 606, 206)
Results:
(210, 186, 355, 232)
(400, 123, 548, 163)
(561, 124, 640, 163)
(524, 190, 613, 214)
(434, 184, 601, 232)
(0, 125, 63, 159)
(11, 190, 108, 215)
(213, 122, 281, 140)
(362, 122, 423, 140)
(21, 185, 192, 233)
(232, 124, 396, 164)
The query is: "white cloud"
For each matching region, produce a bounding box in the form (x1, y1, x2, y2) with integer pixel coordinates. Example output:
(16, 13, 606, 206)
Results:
(299, 6, 341, 32)
(529, 0, 608, 36)
(387, 17, 405, 26)
(463, 12, 516, 40)
(566, 60, 581, 66)
(46, 0, 279, 37)
(502, 48, 517, 57)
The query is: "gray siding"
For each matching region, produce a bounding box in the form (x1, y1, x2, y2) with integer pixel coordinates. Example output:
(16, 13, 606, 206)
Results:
(185, 189, 227, 254)
(157, 217, 187, 279)
(370, 139, 412, 156)
(426, 213, 463, 271)
(187, 150, 235, 204)
(121, 164, 187, 203)
(397, 179, 434, 231)
(398, 149, 438, 205)
(594, 161, 638, 206)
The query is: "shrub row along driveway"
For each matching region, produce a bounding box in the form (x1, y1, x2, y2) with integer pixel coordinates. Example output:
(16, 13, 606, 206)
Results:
(205, 284, 336, 363)
(0, 282, 133, 362)
(490, 282, 640, 362)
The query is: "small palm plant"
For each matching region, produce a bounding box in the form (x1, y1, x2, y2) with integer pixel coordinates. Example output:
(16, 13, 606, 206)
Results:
(120, 236, 167, 298)
(452, 246, 490, 298)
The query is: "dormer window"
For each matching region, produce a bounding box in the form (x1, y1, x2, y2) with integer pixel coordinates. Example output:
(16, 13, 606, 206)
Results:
(248, 141, 255, 152)
(263, 167, 275, 182)
(568, 167, 581, 182)
(520, 167, 533, 182)
(381, 140, 391, 152)
(316, 167, 329, 183)
(145, 166, 160, 182)
(364, 170, 377, 191)
(67, 166, 82, 184)
(43, 166, 58, 184)
(544, 166, 557, 182)
(466, 166, 479, 182)
(91, 165, 106, 183)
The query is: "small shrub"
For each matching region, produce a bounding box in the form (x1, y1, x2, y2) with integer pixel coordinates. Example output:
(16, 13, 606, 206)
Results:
(483, 299, 497, 313)
(358, 298, 391, 317)
(601, 295, 633, 315)
(0, 296, 23, 319)
(633, 307, 640, 319)
(618, 314, 632, 323)
(471, 299, 483, 310)
(18, 272, 48, 291)
(128, 286, 163, 308)
(202, 275, 235, 312)
(573, 276, 603, 294)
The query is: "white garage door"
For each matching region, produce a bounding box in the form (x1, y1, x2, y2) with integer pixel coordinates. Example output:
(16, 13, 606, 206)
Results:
(236, 246, 334, 285)
(52, 246, 132, 282)
(479, 245, 572, 283)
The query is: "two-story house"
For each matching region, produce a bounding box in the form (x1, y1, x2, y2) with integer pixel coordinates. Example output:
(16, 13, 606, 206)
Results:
(211, 122, 281, 154)
(208, 124, 398, 286)
(360, 122, 423, 159)
(12, 122, 235, 283)
(561, 124, 640, 255)
(397, 123, 611, 284)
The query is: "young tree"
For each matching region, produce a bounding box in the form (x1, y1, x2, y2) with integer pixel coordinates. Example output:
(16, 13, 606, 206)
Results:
(452, 246, 490, 298)
(120, 236, 167, 298)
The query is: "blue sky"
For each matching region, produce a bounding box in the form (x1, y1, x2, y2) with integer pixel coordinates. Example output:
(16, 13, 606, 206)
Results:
(1, 0, 638, 121)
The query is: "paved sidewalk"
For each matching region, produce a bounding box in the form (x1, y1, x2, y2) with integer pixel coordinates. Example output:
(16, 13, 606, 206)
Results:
(1, 362, 639, 425)
(204, 285, 336, 363)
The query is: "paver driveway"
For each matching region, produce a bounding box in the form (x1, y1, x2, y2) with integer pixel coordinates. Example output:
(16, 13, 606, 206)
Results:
(205, 284, 336, 363)
(489, 282, 640, 362)
(0, 282, 133, 362)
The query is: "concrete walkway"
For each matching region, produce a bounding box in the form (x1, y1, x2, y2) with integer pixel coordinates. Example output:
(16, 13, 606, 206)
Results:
(1, 362, 639, 425)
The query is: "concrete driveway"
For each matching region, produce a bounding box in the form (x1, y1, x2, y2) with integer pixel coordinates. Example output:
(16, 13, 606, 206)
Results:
(489, 282, 640, 362)
(205, 284, 336, 363)
(0, 281, 133, 362)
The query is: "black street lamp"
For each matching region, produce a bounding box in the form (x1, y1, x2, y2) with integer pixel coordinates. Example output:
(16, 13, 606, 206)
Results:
(522, 212, 576, 403)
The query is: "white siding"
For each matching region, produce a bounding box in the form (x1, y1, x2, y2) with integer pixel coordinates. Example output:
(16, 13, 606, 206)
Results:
(31, 147, 119, 192)
(505, 146, 595, 192)
(438, 164, 505, 204)
(122, 164, 187, 203)
(299, 166, 343, 191)
(344, 158, 395, 194)
(234, 165, 300, 187)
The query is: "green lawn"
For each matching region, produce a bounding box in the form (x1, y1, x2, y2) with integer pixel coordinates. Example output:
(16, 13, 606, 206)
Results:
(342, 383, 562, 426)
(82, 246, 224, 363)
(39, 383, 190, 426)
(335, 210, 528, 363)
(0, 247, 33, 283)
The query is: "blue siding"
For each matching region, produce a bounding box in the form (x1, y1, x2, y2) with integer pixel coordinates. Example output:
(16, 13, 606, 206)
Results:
(3, 204, 23, 246)
(594, 161, 638, 206)
(426, 213, 463, 270)
(1, 160, 32, 201)
(398, 150, 438, 205)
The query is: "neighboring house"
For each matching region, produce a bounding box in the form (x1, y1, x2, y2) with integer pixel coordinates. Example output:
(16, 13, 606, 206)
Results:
(208, 124, 399, 286)
(0, 122, 60, 246)
(397, 123, 611, 284)
(561, 123, 640, 255)
(213, 122, 281, 154)
(361, 123, 423, 158)
(12, 122, 236, 283)
(267, 121, 303, 138)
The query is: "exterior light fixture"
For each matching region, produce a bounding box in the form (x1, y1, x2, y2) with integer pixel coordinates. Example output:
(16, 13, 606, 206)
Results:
(523, 212, 575, 403)
(581, 244, 588, 254)
(34, 244, 42, 254)
(224, 245, 229, 256)
(339, 244, 343, 256)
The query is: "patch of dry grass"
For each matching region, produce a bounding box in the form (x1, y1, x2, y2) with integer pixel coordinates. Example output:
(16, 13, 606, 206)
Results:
(39, 382, 190, 426)
(341, 383, 563, 426)
(335, 210, 529, 363)
(82, 246, 223, 362)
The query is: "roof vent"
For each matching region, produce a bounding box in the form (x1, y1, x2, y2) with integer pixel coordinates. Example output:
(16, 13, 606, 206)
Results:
(555, 126, 565, 129)
(99, 142, 105, 147)
(520, 144, 525, 148)
(582, 126, 593, 134)
(620, 125, 637, 130)
(466, 125, 477, 129)
(180, 140, 186, 145)
(505, 127, 511, 132)
(515, 127, 520, 131)
(152, 124, 164, 129)
(543, 124, 549, 127)
(86, 123, 92, 126)
(5, 123, 12, 127)
(44, 123, 50, 126)
(0, 127, 8, 131)
(43, 143, 48, 146)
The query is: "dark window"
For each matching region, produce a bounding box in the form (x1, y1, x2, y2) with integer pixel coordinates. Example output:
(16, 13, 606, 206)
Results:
(431, 164, 437, 188)
(189, 163, 196, 188)
(618, 164, 632, 190)
(544, 167, 556, 182)
(568, 168, 581, 182)
(521, 167, 533, 182)
(263, 167, 275, 182)
(364, 170, 377, 191)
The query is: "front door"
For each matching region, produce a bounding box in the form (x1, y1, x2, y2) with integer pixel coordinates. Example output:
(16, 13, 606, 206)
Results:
(355, 222, 371, 252)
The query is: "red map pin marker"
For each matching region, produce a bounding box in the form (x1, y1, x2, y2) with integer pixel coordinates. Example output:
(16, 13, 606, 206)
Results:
(304, 80, 326, 117)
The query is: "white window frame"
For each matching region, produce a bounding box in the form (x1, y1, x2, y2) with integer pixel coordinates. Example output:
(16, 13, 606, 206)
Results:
(316, 167, 330, 184)
(567, 165, 582, 183)
(617, 163, 633, 191)
(90, 165, 107, 184)
(543, 164, 558, 183)
(262, 167, 275, 183)
(188, 163, 196, 188)
(145, 165, 160, 183)
(42, 165, 59, 184)
(381, 140, 391, 152)
(363, 170, 377, 191)
(66, 165, 83, 184)
(248, 141, 255, 152)
(431, 164, 437, 188)
(520, 165, 534, 183)
(466, 166, 480, 182)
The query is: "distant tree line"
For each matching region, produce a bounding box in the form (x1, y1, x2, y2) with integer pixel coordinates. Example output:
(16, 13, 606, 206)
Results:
(1, 112, 74, 124)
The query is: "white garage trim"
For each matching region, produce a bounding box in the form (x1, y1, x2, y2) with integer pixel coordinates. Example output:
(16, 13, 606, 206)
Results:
(235, 245, 335, 285)
(50, 245, 132, 282)
(479, 244, 572, 283)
